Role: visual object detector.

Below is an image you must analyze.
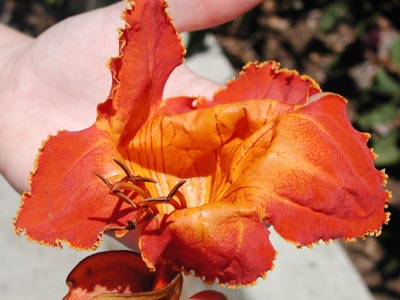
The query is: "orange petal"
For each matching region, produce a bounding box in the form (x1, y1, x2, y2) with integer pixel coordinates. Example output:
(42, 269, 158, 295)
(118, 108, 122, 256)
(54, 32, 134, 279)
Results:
(15, 125, 132, 249)
(98, 0, 184, 144)
(64, 251, 183, 300)
(137, 94, 388, 284)
(197, 61, 321, 108)
(128, 99, 293, 183)
(220, 94, 389, 245)
(139, 202, 276, 286)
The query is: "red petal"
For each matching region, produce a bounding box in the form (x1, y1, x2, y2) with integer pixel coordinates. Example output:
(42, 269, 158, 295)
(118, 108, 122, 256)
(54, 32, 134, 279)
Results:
(189, 290, 228, 300)
(64, 251, 183, 300)
(15, 125, 132, 249)
(64, 251, 153, 299)
(220, 94, 389, 244)
(140, 202, 276, 286)
(197, 61, 321, 108)
(98, 0, 184, 144)
(15, 0, 185, 249)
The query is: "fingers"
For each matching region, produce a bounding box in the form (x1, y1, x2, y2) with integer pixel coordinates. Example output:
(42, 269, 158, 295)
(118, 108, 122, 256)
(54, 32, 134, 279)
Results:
(105, 0, 263, 33)
(164, 0, 265, 97)
(164, 64, 221, 99)
(167, 0, 263, 32)
(80, 0, 262, 67)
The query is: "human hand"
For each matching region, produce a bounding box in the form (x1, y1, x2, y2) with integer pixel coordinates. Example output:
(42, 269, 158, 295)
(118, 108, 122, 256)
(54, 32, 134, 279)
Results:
(0, 0, 262, 192)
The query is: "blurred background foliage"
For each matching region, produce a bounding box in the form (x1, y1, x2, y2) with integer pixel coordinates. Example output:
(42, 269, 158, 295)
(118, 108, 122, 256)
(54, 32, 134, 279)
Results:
(1, 0, 399, 299)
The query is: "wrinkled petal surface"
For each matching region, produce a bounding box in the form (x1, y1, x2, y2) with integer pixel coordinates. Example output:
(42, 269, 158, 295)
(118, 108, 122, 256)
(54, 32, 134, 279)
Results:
(15, 125, 129, 248)
(140, 203, 275, 286)
(253, 94, 389, 244)
(133, 64, 389, 284)
(15, 0, 184, 249)
(98, 0, 184, 144)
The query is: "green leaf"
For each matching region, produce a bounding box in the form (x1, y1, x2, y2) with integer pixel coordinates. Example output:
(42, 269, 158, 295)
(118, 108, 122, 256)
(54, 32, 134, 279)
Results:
(319, 2, 348, 32)
(371, 67, 400, 97)
(373, 130, 400, 167)
(389, 36, 400, 70)
(357, 102, 398, 130)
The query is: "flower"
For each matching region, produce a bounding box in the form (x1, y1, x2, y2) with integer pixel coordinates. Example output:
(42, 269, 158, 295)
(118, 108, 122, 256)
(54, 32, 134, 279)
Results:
(64, 251, 182, 300)
(15, 0, 390, 288)
(63, 250, 228, 299)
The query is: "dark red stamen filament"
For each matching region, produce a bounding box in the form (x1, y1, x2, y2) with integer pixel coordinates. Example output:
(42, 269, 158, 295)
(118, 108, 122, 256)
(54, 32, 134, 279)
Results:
(95, 159, 186, 232)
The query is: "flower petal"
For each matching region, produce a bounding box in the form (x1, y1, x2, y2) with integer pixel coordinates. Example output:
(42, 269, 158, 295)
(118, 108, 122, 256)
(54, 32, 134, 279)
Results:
(64, 251, 153, 299)
(15, 0, 185, 249)
(197, 61, 321, 108)
(136, 93, 388, 285)
(15, 125, 132, 249)
(265, 94, 389, 245)
(123, 98, 294, 212)
(139, 202, 276, 286)
(189, 290, 228, 300)
(127, 99, 293, 187)
(98, 0, 184, 144)
(64, 250, 183, 300)
(157, 93, 389, 244)
(220, 94, 390, 245)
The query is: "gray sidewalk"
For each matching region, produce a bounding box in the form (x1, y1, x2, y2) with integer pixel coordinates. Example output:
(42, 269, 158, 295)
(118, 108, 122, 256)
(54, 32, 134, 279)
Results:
(0, 34, 375, 300)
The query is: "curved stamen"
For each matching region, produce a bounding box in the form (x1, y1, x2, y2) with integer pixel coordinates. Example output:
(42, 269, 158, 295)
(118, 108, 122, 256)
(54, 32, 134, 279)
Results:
(113, 158, 157, 183)
(112, 181, 148, 198)
(113, 191, 138, 209)
(167, 180, 186, 199)
(97, 160, 187, 231)
(94, 173, 114, 190)
(95, 173, 138, 208)
(140, 180, 186, 210)
(103, 220, 137, 232)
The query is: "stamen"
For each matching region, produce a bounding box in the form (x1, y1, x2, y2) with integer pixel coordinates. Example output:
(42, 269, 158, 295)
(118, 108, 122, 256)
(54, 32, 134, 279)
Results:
(103, 217, 142, 232)
(113, 158, 133, 178)
(126, 220, 136, 230)
(140, 197, 170, 203)
(112, 181, 147, 198)
(167, 180, 186, 199)
(95, 173, 138, 208)
(94, 173, 114, 190)
(113, 191, 138, 209)
(104, 224, 130, 232)
(140, 197, 182, 210)
(131, 176, 158, 183)
(113, 158, 157, 183)
(96, 160, 187, 232)
(173, 190, 187, 209)
(140, 180, 186, 210)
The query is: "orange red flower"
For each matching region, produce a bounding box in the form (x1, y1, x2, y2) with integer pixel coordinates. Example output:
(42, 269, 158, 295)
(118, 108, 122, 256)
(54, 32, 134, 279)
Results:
(15, 0, 390, 288)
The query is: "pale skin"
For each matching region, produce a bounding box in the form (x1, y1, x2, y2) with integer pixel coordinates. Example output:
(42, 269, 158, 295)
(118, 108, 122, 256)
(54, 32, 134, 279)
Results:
(0, 0, 262, 193)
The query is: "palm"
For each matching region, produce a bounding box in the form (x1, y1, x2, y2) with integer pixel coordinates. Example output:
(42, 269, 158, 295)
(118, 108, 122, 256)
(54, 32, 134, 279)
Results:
(25, 1, 228, 131)
(25, 3, 126, 131)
